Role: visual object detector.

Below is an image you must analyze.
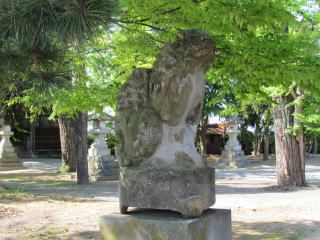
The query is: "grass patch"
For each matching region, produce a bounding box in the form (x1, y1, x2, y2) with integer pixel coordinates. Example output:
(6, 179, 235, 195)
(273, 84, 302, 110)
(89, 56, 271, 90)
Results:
(0, 184, 10, 191)
(0, 176, 34, 182)
(0, 176, 76, 187)
(38, 180, 76, 187)
(0, 184, 32, 201)
(23, 227, 69, 240)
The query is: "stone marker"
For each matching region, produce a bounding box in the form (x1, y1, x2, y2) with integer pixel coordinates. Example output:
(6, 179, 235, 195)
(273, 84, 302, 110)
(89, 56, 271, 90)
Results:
(218, 117, 248, 168)
(100, 30, 232, 240)
(0, 121, 24, 171)
(88, 113, 119, 181)
(100, 209, 232, 240)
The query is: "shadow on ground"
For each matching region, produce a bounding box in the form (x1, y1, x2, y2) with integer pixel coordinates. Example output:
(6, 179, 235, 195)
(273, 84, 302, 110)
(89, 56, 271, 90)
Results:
(234, 220, 320, 240)
(0, 174, 119, 205)
(68, 230, 100, 240)
(216, 184, 318, 195)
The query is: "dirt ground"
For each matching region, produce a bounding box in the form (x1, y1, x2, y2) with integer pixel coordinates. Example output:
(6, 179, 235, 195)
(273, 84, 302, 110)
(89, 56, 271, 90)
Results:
(0, 156, 320, 240)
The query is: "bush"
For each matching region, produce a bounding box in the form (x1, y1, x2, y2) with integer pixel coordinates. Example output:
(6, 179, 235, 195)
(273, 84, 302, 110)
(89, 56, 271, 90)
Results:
(105, 132, 118, 156)
(87, 131, 118, 156)
(239, 128, 254, 155)
(59, 165, 71, 173)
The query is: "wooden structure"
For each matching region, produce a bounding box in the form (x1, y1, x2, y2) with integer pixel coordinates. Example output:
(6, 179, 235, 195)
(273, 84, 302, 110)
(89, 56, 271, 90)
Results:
(15, 115, 61, 158)
(205, 123, 227, 155)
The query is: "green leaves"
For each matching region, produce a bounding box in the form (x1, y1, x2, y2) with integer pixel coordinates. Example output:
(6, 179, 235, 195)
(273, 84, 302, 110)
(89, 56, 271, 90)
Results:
(1, 0, 320, 133)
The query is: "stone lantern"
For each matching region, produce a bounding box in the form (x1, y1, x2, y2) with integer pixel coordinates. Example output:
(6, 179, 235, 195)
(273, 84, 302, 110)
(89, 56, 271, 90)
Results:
(0, 120, 24, 171)
(88, 113, 119, 181)
(218, 117, 248, 168)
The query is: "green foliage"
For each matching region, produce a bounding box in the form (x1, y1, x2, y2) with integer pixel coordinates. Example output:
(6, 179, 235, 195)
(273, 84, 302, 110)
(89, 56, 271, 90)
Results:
(296, 95, 320, 134)
(115, 0, 320, 137)
(0, 0, 120, 119)
(1, 0, 320, 146)
(118, 0, 320, 89)
(87, 133, 95, 148)
(0, 0, 119, 46)
(239, 128, 254, 155)
(59, 165, 71, 174)
(105, 131, 118, 156)
(88, 131, 117, 156)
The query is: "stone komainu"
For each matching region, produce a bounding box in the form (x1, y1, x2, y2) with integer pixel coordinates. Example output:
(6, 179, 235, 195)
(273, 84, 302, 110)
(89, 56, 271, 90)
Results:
(115, 30, 216, 217)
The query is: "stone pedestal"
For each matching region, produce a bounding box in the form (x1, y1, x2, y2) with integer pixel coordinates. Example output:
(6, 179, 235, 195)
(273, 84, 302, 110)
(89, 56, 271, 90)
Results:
(89, 155, 119, 181)
(218, 119, 248, 168)
(0, 124, 24, 171)
(120, 168, 215, 217)
(88, 113, 119, 182)
(219, 149, 247, 168)
(100, 209, 232, 240)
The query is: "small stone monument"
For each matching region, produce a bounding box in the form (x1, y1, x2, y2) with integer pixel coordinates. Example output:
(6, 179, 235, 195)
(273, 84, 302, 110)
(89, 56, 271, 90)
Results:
(100, 31, 232, 240)
(0, 120, 24, 171)
(218, 117, 248, 168)
(88, 113, 119, 181)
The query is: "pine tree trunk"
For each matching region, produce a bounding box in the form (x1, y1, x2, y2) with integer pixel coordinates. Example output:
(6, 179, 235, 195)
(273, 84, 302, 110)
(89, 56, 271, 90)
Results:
(58, 112, 89, 184)
(273, 94, 306, 186)
(263, 127, 269, 161)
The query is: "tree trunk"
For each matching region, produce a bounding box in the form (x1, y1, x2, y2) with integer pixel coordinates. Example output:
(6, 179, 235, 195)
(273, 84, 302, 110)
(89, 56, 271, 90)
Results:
(58, 112, 89, 184)
(257, 135, 263, 155)
(273, 94, 306, 186)
(253, 124, 260, 155)
(75, 112, 89, 184)
(58, 115, 77, 171)
(313, 137, 318, 154)
(198, 116, 208, 157)
(263, 126, 269, 161)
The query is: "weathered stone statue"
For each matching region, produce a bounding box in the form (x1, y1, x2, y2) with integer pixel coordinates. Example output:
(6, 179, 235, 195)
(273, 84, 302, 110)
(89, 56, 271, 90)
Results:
(115, 30, 215, 217)
(0, 120, 24, 171)
(100, 31, 232, 240)
(218, 117, 248, 168)
(88, 113, 119, 181)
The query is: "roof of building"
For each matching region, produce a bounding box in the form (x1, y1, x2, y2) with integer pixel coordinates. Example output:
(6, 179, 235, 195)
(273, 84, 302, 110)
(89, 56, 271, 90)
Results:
(206, 123, 227, 135)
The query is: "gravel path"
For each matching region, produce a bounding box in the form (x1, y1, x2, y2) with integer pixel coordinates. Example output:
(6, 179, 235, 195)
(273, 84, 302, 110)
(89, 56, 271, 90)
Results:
(0, 157, 319, 240)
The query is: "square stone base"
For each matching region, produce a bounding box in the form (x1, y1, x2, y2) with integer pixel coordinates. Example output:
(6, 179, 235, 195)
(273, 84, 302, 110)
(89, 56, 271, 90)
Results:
(88, 156, 119, 182)
(100, 208, 232, 240)
(120, 167, 215, 217)
(218, 150, 248, 168)
(89, 173, 119, 182)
